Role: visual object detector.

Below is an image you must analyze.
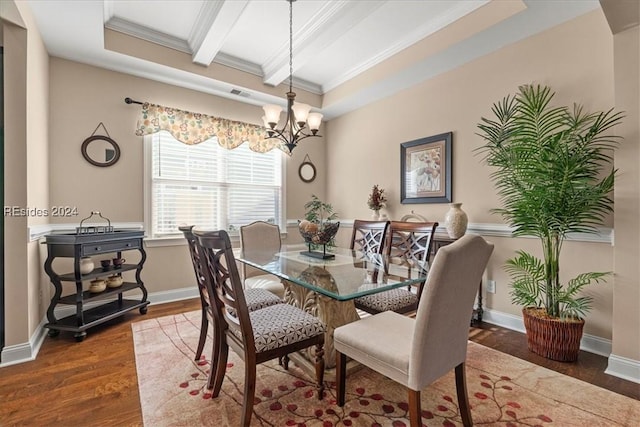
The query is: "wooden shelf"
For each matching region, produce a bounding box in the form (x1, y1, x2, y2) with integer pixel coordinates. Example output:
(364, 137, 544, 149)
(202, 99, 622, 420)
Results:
(57, 282, 140, 305)
(58, 264, 138, 282)
(45, 299, 148, 332)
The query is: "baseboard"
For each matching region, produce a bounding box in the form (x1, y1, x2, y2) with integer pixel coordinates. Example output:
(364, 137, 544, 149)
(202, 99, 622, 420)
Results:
(606, 354, 640, 384)
(0, 286, 199, 367)
(0, 317, 48, 368)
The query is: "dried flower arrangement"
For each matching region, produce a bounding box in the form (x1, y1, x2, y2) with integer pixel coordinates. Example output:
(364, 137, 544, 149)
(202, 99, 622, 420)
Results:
(367, 185, 387, 211)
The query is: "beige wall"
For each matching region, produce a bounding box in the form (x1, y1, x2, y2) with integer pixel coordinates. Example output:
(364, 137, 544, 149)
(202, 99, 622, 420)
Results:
(2, 0, 49, 347)
(326, 10, 617, 339)
(48, 58, 325, 294)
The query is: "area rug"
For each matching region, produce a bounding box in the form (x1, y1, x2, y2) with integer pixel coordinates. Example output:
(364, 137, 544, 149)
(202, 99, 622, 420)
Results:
(133, 311, 640, 426)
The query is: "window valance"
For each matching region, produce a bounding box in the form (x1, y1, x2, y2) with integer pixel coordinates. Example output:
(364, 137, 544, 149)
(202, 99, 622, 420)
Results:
(134, 102, 282, 153)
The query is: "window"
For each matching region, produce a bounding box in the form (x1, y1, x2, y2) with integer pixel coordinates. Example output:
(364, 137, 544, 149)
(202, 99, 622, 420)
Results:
(145, 131, 284, 239)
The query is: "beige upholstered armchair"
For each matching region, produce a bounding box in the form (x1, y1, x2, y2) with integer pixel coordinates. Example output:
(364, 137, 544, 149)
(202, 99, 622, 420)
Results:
(334, 234, 494, 427)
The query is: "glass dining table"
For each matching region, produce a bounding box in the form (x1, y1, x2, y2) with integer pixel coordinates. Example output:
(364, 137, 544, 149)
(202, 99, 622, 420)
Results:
(236, 244, 428, 374)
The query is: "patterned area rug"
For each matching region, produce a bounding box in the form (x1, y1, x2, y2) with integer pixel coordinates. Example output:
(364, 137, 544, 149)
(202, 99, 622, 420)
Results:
(133, 311, 639, 426)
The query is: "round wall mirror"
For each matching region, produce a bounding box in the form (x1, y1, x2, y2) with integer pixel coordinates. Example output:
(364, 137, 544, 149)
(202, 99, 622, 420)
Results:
(81, 135, 121, 167)
(299, 161, 316, 183)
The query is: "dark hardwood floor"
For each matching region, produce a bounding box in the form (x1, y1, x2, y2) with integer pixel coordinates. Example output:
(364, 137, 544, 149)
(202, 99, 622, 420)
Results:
(0, 298, 637, 426)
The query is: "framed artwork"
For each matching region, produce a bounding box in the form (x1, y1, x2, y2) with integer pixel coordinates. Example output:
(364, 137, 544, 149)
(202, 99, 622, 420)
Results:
(400, 132, 452, 204)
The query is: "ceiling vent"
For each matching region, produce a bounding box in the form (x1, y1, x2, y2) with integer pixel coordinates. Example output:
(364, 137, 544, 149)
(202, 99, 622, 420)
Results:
(230, 88, 250, 98)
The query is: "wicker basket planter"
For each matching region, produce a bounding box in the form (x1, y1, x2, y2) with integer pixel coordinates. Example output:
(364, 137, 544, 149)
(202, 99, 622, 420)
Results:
(522, 308, 585, 362)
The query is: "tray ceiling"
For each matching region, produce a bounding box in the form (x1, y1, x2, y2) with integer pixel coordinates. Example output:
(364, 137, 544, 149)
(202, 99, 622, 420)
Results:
(26, 0, 600, 120)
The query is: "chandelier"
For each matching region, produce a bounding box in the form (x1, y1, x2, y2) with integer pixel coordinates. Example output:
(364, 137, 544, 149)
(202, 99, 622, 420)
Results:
(262, 0, 323, 154)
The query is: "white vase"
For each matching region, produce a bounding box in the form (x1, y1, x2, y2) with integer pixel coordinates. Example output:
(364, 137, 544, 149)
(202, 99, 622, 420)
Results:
(444, 203, 468, 239)
(371, 210, 380, 221)
(79, 257, 94, 274)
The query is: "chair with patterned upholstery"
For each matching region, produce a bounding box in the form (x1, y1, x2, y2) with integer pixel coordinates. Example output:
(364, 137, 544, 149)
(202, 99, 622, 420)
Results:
(349, 219, 390, 254)
(194, 229, 326, 427)
(335, 234, 494, 427)
(179, 225, 282, 368)
(239, 221, 286, 298)
(354, 220, 438, 315)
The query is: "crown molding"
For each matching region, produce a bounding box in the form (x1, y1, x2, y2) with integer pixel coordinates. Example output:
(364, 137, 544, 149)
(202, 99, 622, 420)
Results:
(105, 17, 191, 54)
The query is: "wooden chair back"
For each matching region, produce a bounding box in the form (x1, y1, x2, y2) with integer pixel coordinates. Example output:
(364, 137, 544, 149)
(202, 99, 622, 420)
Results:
(349, 220, 390, 254)
(386, 220, 438, 267)
(194, 229, 256, 354)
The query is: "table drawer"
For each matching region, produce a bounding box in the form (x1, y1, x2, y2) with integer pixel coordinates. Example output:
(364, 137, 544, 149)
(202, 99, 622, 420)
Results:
(81, 239, 140, 256)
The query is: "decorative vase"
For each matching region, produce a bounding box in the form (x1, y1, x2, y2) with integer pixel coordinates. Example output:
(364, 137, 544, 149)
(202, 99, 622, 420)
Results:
(444, 203, 468, 238)
(371, 210, 380, 220)
(79, 257, 94, 275)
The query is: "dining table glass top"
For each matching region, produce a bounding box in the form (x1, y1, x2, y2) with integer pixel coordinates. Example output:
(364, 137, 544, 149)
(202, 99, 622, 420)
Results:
(236, 244, 428, 301)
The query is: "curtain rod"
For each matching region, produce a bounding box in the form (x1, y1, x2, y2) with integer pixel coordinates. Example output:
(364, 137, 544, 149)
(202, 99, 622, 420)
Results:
(124, 97, 143, 105)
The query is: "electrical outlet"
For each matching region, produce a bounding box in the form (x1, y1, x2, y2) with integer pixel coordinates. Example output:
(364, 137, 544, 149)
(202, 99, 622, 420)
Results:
(486, 279, 496, 294)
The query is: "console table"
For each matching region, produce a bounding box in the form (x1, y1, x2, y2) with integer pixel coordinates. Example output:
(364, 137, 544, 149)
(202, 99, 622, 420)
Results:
(42, 231, 148, 341)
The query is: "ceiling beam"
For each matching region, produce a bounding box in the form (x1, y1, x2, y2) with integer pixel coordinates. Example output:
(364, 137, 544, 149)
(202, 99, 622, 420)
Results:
(262, 0, 384, 87)
(189, 0, 250, 66)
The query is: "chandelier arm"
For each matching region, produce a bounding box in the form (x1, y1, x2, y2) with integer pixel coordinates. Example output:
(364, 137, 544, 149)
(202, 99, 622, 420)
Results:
(293, 132, 322, 143)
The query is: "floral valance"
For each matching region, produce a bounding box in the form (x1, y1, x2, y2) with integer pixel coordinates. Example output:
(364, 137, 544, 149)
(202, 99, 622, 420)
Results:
(135, 102, 283, 153)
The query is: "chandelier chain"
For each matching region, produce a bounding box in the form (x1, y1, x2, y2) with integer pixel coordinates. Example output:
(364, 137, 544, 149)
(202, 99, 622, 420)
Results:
(289, 0, 293, 93)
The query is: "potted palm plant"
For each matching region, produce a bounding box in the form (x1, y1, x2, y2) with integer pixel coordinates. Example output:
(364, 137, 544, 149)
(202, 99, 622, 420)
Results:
(476, 84, 624, 361)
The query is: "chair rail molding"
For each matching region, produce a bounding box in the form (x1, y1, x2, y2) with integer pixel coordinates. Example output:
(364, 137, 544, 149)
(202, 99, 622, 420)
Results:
(287, 220, 613, 245)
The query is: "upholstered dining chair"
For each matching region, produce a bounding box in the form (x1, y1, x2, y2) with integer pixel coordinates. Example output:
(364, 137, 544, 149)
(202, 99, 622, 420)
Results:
(334, 234, 494, 427)
(194, 229, 326, 427)
(349, 219, 390, 254)
(239, 221, 285, 298)
(179, 225, 282, 366)
(354, 220, 438, 315)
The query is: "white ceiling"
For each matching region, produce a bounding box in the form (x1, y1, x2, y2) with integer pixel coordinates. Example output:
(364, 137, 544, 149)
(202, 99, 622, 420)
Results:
(26, 0, 600, 120)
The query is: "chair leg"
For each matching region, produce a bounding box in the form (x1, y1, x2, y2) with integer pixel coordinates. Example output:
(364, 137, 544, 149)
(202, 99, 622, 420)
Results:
(283, 353, 290, 370)
(336, 350, 347, 406)
(241, 363, 257, 427)
(455, 362, 473, 427)
(205, 322, 218, 390)
(315, 342, 325, 400)
(211, 340, 228, 397)
(408, 388, 422, 427)
(195, 308, 208, 361)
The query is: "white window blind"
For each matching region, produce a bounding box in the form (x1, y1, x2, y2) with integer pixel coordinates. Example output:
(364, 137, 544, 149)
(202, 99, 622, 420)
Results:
(146, 131, 283, 239)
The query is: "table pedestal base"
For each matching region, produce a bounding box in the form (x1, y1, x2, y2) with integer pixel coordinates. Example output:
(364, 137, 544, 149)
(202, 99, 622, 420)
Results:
(282, 280, 360, 374)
